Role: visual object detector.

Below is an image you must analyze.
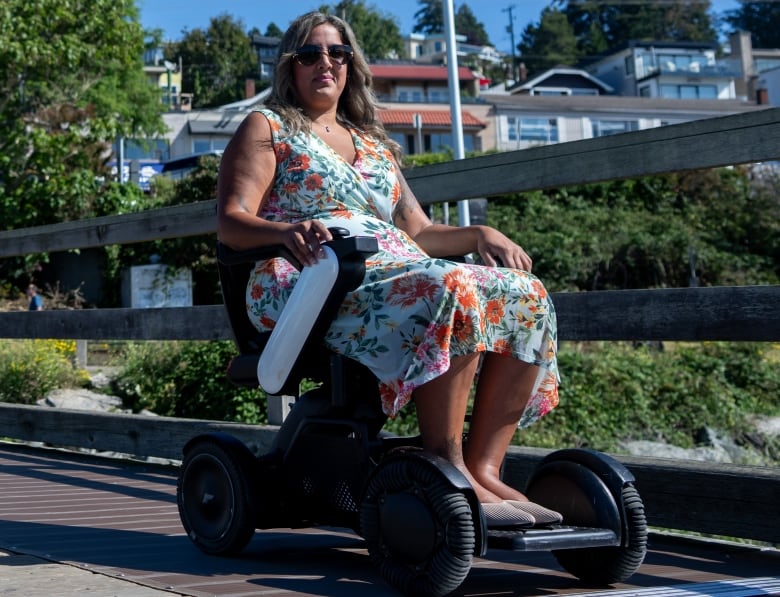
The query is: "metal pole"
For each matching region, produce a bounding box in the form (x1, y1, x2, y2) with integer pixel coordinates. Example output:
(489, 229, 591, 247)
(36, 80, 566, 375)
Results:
(117, 135, 124, 183)
(443, 0, 470, 226)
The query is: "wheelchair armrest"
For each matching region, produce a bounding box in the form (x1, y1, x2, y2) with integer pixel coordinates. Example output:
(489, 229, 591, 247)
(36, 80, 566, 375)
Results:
(216, 226, 376, 273)
(217, 241, 297, 268)
(218, 227, 379, 395)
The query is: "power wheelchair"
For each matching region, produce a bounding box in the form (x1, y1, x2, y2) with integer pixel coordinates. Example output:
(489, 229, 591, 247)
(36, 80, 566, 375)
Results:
(176, 228, 648, 596)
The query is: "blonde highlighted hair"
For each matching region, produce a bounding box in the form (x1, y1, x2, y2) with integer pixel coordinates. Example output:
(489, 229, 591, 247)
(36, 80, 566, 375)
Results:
(264, 11, 402, 162)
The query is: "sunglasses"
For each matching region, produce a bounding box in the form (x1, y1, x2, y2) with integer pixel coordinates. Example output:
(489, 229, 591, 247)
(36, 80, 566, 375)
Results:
(293, 44, 353, 67)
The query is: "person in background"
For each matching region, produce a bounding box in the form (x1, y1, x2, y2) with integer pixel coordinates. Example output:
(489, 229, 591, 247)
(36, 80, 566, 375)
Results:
(216, 11, 562, 528)
(27, 284, 43, 311)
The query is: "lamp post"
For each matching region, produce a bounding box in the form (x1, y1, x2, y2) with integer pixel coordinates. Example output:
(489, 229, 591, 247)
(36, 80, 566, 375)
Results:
(443, 0, 470, 226)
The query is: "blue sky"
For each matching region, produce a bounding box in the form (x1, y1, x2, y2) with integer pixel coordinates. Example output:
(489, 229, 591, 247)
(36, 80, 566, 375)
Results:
(139, 0, 741, 56)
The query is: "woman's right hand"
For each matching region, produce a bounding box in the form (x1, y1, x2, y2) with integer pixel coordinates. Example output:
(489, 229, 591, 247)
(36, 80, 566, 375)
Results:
(284, 220, 333, 266)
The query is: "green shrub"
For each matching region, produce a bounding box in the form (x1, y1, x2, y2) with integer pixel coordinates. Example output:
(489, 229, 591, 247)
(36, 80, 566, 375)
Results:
(519, 342, 780, 453)
(0, 339, 83, 404)
(112, 340, 266, 423)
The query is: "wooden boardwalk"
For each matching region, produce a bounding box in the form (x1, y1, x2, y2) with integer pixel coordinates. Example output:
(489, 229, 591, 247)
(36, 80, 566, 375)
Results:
(1, 443, 779, 597)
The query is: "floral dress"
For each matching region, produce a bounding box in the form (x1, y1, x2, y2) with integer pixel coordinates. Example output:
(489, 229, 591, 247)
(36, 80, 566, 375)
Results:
(247, 109, 559, 428)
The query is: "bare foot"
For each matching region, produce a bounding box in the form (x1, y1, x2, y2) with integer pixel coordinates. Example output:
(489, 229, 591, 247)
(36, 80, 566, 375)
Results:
(454, 464, 504, 503)
(472, 471, 528, 502)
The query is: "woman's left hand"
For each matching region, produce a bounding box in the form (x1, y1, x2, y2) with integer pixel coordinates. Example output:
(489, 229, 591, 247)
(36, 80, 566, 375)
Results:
(476, 227, 533, 271)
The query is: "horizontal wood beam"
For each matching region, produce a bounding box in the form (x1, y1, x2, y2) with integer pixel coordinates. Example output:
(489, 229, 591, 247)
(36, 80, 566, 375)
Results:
(0, 305, 231, 341)
(0, 403, 276, 461)
(2, 109, 779, 256)
(0, 200, 217, 258)
(2, 404, 778, 544)
(406, 108, 780, 203)
(554, 285, 780, 342)
(2, 286, 779, 342)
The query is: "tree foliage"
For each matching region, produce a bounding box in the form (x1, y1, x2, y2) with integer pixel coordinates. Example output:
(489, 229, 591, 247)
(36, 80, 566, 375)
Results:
(489, 167, 780, 292)
(454, 4, 491, 46)
(724, 1, 780, 48)
(319, 0, 405, 60)
(516, 0, 718, 75)
(413, 0, 444, 35)
(265, 22, 285, 38)
(168, 14, 258, 109)
(0, 0, 164, 220)
(556, 0, 717, 50)
(0, 0, 164, 283)
(412, 0, 491, 45)
(518, 8, 579, 75)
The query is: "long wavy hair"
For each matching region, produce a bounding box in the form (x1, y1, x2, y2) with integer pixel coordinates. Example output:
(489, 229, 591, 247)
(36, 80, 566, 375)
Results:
(264, 11, 402, 162)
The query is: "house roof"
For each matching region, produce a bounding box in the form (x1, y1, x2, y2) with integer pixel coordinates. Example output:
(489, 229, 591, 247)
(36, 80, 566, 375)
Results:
(378, 109, 485, 128)
(484, 93, 766, 119)
(186, 107, 485, 135)
(512, 67, 614, 94)
(218, 88, 271, 112)
(370, 64, 477, 82)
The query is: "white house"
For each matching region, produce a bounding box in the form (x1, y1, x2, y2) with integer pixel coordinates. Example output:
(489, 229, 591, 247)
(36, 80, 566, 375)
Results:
(586, 40, 736, 100)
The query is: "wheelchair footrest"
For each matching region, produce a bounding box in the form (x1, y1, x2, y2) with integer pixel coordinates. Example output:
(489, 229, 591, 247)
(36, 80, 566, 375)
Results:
(487, 525, 619, 552)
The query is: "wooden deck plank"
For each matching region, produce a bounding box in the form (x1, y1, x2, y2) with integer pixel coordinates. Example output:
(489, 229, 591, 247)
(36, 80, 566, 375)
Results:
(1, 443, 778, 597)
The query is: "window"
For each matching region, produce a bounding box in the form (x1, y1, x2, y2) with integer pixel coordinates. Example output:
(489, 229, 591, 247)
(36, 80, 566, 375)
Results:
(161, 85, 179, 106)
(428, 88, 449, 103)
(591, 120, 639, 137)
(123, 139, 169, 161)
(660, 84, 718, 99)
(427, 132, 475, 153)
(397, 86, 423, 102)
(193, 139, 229, 154)
(532, 88, 570, 96)
(571, 88, 599, 96)
(507, 117, 559, 143)
(698, 86, 717, 99)
(624, 55, 634, 75)
(388, 132, 409, 154)
(259, 46, 277, 59)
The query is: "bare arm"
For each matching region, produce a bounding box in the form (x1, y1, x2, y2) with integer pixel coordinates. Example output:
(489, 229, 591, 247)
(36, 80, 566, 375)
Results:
(216, 112, 332, 264)
(392, 165, 533, 271)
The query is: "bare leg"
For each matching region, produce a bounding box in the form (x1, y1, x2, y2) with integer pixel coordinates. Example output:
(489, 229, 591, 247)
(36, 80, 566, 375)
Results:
(413, 353, 503, 504)
(464, 353, 542, 502)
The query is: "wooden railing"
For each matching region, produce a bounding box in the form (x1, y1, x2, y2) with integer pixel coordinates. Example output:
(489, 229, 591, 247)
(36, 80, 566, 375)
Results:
(1, 108, 779, 545)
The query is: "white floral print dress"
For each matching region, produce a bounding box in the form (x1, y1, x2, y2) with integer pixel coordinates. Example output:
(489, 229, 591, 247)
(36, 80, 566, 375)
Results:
(246, 109, 559, 427)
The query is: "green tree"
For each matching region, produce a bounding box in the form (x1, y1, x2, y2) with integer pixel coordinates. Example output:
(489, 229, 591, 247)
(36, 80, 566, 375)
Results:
(0, 0, 163, 233)
(413, 0, 444, 35)
(265, 23, 285, 38)
(170, 14, 258, 109)
(518, 7, 580, 76)
(489, 167, 780, 292)
(413, 0, 490, 45)
(456, 4, 490, 46)
(724, 1, 780, 48)
(549, 0, 716, 60)
(320, 0, 405, 59)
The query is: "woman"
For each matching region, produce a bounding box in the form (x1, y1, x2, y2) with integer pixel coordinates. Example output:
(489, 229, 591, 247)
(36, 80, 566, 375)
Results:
(216, 11, 561, 527)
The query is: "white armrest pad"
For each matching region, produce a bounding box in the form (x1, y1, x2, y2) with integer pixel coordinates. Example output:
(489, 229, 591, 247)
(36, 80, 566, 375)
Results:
(257, 245, 339, 394)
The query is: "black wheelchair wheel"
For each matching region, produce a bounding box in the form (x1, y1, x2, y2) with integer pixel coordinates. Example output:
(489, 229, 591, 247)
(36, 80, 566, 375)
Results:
(177, 439, 256, 555)
(553, 484, 647, 584)
(360, 456, 475, 597)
